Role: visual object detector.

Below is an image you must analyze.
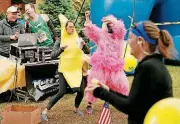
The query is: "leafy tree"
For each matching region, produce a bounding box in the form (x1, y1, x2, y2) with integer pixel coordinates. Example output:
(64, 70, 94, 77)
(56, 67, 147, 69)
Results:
(39, 0, 77, 37)
(73, 0, 90, 30)
(39, 0, 90, 36)
(73, 0, 89, 42)
(0, 13, 5, 20)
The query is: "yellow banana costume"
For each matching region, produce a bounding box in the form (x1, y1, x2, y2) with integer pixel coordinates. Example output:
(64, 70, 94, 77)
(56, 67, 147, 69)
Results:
(0, 59, 26, 94)
(58, 14, 84, 89)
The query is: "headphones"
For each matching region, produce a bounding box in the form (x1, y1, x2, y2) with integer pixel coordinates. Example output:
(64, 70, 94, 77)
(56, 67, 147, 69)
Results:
(138, 40, 150, 55)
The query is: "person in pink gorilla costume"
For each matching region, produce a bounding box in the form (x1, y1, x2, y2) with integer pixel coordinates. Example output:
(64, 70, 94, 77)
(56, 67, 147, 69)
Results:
(84, 12, 129, 105)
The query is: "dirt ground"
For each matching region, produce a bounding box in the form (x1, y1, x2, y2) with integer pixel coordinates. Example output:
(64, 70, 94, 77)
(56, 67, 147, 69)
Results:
(0, 66, 180, 124)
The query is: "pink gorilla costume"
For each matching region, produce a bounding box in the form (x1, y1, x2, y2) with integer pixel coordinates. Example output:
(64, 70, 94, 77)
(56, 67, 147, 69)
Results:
(84, 16, 129, 103)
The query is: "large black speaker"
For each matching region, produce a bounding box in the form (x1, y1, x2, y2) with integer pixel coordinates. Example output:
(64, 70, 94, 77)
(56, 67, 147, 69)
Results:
(25, 61, 59, 101)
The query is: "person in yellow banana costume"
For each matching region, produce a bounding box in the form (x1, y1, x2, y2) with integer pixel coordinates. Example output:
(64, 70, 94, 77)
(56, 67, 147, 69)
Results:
(41, 14, 90, 121)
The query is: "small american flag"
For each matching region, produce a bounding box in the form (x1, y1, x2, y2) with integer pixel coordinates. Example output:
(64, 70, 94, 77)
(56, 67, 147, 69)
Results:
(98, 102, 111, 124)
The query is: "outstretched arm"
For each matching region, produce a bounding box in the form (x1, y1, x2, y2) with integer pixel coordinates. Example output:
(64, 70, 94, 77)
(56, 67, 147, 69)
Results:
(51, 40, 67, 59)
(93, 64, 152, 115)
(93, 87, 130, 114)
(84, 11, 102, 45)
(51, 40, 62, 59)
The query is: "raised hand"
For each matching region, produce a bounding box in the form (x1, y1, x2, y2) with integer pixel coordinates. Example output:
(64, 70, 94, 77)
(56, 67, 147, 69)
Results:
(84, 10, 91, 26)
(102, 15, 116, 24)
(85, 10, 90, 18)
(60, 45, 68, 50)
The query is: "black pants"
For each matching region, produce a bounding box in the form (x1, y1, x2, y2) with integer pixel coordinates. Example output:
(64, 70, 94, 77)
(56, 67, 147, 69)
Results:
(47, 72, 87, 110)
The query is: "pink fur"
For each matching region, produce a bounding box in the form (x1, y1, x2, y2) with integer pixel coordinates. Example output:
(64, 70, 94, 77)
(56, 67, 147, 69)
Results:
(84, 16, 129, 103)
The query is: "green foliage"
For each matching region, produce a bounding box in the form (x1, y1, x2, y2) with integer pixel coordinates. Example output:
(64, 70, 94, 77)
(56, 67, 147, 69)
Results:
(39, 0, 90, 39)
(74, 1, 89, 28)
(39, 0, 77, 37)
(75, 0, 90, 42)
(0, 13, 5, 21)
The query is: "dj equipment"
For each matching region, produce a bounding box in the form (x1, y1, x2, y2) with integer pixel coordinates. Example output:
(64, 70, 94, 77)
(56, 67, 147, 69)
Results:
(18, 33, 38, 47)
(10, 43, 56, 64)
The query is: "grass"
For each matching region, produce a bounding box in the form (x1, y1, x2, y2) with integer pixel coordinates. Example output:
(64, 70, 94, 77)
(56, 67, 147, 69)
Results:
(0, 66, 180, 124)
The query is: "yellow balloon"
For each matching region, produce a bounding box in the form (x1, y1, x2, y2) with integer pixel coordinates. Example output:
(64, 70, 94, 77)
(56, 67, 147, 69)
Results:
(144, 98, 180, 124)
(124, 54, 137, 73)
(123, 42, 137, 73)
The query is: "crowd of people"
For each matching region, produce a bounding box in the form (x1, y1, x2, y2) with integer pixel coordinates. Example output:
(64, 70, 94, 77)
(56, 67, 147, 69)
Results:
(0, 4, 178, 124)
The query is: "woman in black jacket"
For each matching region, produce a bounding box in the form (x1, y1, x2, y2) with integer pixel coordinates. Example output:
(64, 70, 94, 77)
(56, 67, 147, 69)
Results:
(85, 21, 175, 124)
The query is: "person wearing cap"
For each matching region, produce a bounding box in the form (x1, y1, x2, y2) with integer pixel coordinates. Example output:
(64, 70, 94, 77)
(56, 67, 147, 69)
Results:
(85, 21, 174, 124)
(0, 6, 25, 57)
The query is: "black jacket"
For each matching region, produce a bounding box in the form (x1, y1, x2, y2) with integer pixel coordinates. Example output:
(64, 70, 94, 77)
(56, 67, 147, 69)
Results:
(50, 40, 90, 59)
(0, 19, 25, 57)
(93, 54, 173, 124)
